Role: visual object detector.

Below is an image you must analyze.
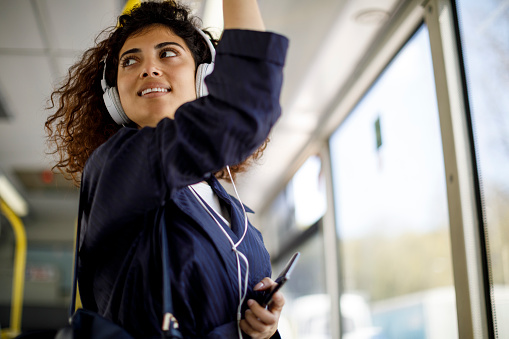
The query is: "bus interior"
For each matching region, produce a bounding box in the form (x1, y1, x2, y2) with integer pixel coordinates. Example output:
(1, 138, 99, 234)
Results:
(0, 0, 508, 338)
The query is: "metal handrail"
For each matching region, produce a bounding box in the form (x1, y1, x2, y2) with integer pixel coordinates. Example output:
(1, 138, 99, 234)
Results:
(0, 199, 27, 339)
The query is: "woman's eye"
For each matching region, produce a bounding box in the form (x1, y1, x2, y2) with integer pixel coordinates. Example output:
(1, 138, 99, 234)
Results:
(161, 50, 177, 58)
(121, 58, 137, 67)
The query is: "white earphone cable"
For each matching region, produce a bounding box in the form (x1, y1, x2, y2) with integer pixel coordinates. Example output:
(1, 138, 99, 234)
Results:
(188, 165, 250, 339)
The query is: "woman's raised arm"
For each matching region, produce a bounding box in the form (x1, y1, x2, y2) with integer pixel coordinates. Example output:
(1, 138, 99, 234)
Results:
(223, 0, 265, 31)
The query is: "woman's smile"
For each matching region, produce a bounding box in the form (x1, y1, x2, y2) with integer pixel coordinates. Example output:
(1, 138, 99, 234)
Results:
(139, 87, 169, 97)
(137, 82, 171, 97)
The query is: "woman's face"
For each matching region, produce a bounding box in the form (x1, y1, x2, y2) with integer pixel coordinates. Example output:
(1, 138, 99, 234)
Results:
(117, 25, 197, 128)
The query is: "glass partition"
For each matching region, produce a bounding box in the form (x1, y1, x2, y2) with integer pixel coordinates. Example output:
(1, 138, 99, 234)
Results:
(275, 230, 328, 339)
(261, 156, 328, 338)
(329, 25, 457, 338)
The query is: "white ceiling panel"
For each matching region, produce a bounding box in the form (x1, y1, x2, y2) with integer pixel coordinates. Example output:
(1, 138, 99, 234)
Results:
(285, 0, 399, 118)
(0, 55, 54, 168)
(0, 55, 53, 120)
(43, 0, 122, 51)
(0, 0, 45, 49)
(260, 0, 349, 108)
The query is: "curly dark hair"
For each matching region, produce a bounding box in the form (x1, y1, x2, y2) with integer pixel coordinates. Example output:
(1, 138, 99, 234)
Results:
(45, 0, 267, 186)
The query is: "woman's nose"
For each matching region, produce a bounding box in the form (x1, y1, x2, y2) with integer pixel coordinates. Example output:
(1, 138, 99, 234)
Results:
(142, 70, 160, 77)
(141, 62, 162, 78)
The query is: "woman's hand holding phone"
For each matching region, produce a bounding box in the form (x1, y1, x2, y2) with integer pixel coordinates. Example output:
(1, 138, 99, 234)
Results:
(240, 277, 285, 339)
(240, 252, 300, 338)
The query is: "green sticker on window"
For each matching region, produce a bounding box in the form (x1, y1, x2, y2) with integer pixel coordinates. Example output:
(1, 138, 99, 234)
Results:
(375, 116, 382, 150)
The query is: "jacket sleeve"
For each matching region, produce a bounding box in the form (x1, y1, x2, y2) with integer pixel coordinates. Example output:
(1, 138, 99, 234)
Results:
(162, 30, 289, 196)
(80, 30, 288, 234)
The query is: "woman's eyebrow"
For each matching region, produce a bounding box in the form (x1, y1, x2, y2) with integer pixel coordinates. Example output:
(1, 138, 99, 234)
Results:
(119, 42, 185, 60)
(120, 48, 141, 60)
(155, 41, 185, 50)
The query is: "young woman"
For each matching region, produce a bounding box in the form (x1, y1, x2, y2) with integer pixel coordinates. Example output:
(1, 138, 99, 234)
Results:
(46, 0, 288, 338)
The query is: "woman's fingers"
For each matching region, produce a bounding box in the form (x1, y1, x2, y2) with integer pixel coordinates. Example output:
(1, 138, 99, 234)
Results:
(267, 289, 285, 312)
(240, 302, 278, 339)
(244, 309, 271, 331)
(246, 299, 278, 325)
(253, 277, 277, 291)
(239, 317, 257, 336)
(253, 277, 286, 312)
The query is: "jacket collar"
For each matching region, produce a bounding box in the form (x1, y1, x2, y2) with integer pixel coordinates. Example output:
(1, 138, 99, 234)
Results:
(171, 176, 252, 247)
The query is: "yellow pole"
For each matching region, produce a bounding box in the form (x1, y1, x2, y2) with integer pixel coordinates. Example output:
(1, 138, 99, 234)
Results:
(0, 199, 27, 339)
(122, 0, 141, 14)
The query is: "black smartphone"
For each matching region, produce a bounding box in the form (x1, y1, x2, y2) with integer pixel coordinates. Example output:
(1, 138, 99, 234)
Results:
(261, 252, 300, 307)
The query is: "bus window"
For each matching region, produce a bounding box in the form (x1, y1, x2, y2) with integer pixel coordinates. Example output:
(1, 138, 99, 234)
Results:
(329, 24, 457, 339)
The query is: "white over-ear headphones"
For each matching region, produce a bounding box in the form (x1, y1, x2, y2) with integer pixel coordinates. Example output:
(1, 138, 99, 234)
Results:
(101, 61, 131, 126)
(101, 27, 216, 126)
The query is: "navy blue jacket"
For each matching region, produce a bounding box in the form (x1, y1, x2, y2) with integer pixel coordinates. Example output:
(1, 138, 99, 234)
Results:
(77, 30, 289, 338)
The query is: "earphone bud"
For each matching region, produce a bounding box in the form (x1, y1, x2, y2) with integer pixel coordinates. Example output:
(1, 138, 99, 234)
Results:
(101, 27, 216, 126)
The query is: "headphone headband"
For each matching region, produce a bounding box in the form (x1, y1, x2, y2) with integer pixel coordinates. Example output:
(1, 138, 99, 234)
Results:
(100, 55, 109, 92)
(195, 29, 216, 63)
(194, 28, 216, 97)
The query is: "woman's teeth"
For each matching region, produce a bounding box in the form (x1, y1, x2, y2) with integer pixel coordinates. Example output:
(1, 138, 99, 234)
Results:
(141, 88, 168, 96)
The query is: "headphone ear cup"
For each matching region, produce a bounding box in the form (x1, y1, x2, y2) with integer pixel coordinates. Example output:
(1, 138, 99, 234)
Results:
(196, 62, 215, 98)
(103, 87, 131, 126)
